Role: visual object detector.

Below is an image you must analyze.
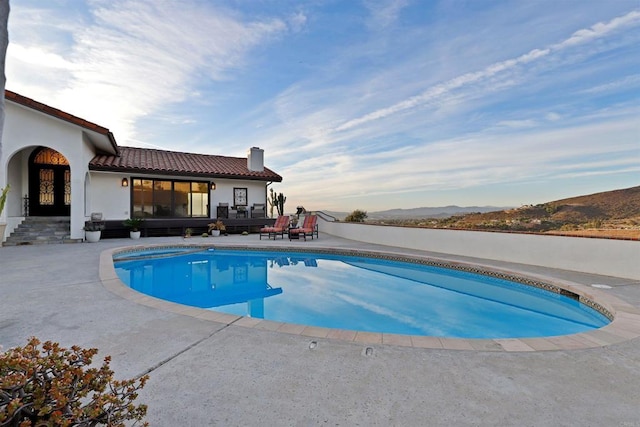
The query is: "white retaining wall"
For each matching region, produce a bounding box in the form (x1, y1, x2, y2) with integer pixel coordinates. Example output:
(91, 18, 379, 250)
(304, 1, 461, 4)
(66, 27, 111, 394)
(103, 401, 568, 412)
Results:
(320, 220, 640, 280)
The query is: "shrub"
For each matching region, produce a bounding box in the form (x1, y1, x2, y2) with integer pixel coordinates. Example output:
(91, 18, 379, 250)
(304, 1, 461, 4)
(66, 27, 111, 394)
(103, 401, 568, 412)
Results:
(0, 337, 149, 426)
(122, 217, 144, 232)
(345, 209, 368, 223)
(0, 185, 9, 217)
(208, 220, 225, 232)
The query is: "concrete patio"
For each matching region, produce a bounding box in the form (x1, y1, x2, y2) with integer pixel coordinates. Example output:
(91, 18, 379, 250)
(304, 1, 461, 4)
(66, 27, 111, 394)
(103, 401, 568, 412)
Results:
(1, 234, 639, 426)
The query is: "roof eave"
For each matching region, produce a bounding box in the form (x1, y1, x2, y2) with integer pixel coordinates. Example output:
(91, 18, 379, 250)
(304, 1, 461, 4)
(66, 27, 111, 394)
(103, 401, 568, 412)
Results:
(89, 165, 282, 182)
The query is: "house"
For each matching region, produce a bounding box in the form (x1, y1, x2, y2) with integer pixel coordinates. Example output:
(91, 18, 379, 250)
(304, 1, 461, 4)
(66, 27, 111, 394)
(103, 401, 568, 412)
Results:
(0, 90, 282, 243)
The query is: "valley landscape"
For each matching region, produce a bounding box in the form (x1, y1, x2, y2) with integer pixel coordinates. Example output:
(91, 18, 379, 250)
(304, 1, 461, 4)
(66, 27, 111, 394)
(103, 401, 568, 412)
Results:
(331, 186, 640, 240)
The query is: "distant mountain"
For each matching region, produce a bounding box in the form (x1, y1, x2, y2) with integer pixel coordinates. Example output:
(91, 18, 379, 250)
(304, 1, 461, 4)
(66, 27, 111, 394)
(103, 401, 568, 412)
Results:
(323, 205, 510, 221)
(321, 185, 640, 225)
(436, 185, 640, 234)
(366, 206, 511, 219)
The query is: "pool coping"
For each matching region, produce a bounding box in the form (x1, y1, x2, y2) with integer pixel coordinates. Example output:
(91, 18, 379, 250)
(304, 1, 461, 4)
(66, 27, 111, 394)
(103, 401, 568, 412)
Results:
(99, 243, 640, 352)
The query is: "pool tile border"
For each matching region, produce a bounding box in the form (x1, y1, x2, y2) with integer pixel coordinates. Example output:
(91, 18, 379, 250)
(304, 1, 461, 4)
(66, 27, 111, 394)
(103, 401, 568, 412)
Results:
(101, 243, 640, 352)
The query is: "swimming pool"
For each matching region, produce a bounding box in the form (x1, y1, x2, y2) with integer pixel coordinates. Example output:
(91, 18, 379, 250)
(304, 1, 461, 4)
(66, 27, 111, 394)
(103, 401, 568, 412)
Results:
(113, 247, 610, 339)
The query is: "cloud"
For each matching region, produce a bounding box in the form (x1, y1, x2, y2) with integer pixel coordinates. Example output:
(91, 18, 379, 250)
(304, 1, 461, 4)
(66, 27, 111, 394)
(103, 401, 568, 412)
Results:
(279, 115, 639, 210)
(7, 2, 639, 210)
(555, 10, 640, 49)
(579, 74, 640, 94)
(332, 10, 640, 135)
(8, 0, 288, 144)
(364, 0, 409, 29)
(287, 11, 307, 32)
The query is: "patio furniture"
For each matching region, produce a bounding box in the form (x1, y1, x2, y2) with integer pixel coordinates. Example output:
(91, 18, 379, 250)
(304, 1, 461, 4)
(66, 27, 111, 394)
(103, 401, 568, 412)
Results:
(289, 215, 318, 241)
(260, 215, 290, 240)
(251, 203, 266, 218)
(234, 206, 248, 219)
(216, 203, 229, 219)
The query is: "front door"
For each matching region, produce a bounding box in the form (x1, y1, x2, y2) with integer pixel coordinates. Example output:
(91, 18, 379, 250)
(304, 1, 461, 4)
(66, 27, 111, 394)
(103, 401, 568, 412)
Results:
(28, 147, 71, 216)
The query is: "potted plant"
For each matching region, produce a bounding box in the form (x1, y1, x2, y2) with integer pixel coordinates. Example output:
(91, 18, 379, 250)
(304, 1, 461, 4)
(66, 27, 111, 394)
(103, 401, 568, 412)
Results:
(0, 185, 9, 243)
(208, 220, 225, 237)
(123, 217, 144, 239)
(184, 228, 193, 238)
(83, 221, 105, 243)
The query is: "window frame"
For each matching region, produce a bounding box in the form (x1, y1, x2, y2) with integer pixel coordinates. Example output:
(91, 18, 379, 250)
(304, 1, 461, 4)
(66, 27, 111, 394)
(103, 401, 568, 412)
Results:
(130, 177, 210, 218)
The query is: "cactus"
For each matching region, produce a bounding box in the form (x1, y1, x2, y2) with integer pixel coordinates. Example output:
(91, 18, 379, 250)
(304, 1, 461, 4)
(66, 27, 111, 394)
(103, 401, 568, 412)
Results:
(268, 188, 287, 217)
(276, 192, 286, 216)
(268, 188, 276, 218)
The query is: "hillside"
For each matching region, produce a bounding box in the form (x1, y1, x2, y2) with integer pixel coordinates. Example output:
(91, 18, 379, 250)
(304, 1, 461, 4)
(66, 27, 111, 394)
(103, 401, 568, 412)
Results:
(471, 186, 640, 224)
(326, 205, 509, 221)
(366, 186, 640, 239)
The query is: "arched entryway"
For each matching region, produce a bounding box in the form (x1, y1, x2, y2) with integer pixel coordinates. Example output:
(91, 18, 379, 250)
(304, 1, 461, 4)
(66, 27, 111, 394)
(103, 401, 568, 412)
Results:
(28, 147, 71, 216)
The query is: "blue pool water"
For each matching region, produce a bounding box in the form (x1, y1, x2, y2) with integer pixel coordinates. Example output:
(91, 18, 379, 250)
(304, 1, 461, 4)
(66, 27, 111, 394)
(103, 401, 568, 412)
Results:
(113, 249, 609, 338)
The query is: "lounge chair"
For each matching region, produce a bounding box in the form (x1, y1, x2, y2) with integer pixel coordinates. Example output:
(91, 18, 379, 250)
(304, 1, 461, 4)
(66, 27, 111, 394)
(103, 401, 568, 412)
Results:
(289, 215, 318, 241)
(260, 215, 289, 240)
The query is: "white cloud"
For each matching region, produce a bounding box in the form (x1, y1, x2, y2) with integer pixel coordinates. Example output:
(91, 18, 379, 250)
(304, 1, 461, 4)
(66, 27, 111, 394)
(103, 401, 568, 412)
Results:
(7, 1, 639, 210)
(556, 10, 640, 49)
(364, 0, 409, 29)
(279, 116, 640, 210)
(327, 10, 640, 136)
(8, 0, 288, 144)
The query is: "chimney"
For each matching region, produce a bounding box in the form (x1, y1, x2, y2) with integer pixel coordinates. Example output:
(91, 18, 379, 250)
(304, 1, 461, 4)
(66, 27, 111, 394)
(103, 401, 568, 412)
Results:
(247, 147, 264, 172)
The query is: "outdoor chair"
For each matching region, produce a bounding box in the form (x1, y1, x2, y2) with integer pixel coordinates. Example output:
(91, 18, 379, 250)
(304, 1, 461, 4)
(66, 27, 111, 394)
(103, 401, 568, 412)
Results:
(260, 215, 290, 240)
(289, 215, 318, 241)
(251, 203, 266, 218)
(216, 203, 229, 219)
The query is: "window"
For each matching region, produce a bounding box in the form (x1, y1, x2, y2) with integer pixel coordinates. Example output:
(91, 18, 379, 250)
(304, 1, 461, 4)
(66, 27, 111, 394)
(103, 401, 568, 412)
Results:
(132, 178, 209, 218)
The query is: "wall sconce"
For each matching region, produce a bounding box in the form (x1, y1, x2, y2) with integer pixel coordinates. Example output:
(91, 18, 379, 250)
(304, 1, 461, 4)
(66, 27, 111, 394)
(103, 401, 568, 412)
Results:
(210, 182, 216, 190)
(121, 177, 129, 187)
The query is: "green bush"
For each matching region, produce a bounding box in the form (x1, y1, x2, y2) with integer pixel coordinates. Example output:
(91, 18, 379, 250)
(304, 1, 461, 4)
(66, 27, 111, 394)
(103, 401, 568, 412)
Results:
(345, 209, 368, 223)
(0, 337, 148, 426)
(0, 185, 10, 217)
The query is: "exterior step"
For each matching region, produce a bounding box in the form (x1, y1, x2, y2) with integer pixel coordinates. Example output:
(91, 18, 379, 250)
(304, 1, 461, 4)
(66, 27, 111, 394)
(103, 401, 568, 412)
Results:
(2, 216, 77, 246)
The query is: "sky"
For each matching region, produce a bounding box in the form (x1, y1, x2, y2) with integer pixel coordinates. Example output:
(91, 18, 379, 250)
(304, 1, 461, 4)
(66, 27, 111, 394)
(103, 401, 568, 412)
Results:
(6, 0, 640, 212)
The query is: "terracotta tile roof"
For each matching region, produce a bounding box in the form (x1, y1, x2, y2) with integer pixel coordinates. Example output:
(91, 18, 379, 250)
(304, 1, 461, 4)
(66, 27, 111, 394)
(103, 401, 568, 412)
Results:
(4, 90, 118, 153)
(90, 146, 283, 182)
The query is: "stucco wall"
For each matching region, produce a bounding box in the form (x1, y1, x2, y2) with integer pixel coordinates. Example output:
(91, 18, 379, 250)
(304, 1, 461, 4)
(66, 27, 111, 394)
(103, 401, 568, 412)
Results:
(210, 179, 268, 210)
(320, 219, 640, 280)
(1, 102, 89, 239)
(89, 173, 270, 221)
(89, 172, 131, 220)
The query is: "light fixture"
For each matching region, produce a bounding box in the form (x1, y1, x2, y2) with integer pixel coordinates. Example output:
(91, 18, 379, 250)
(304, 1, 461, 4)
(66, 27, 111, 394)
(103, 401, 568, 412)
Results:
(121, 177, 129, 187)
(210, 182, 216, 190)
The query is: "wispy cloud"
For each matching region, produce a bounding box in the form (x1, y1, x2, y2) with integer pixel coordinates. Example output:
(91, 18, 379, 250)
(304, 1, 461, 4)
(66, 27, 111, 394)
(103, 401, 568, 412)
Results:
(8, 0, 289, 142)
(7, 1, 640, 210)
(332, 10, 640, 135)
(364, 0, 409, 29)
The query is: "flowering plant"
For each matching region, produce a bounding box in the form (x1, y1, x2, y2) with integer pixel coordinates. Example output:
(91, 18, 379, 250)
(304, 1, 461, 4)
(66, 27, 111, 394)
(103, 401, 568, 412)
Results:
(0, 337, 149, 426)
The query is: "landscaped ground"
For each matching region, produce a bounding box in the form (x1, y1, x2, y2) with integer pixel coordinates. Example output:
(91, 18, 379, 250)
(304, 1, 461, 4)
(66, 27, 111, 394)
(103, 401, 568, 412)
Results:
(545, 229, 640, 239)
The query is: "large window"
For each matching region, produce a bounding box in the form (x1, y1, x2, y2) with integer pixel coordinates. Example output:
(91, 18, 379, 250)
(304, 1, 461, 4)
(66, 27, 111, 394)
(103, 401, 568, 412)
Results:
(132, 178, 209, 218)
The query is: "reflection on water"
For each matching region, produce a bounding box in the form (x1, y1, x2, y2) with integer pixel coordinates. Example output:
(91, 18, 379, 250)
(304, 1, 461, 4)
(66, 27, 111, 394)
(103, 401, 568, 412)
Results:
(114, 249, 609, 338)
(116, 252, 282, 317)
